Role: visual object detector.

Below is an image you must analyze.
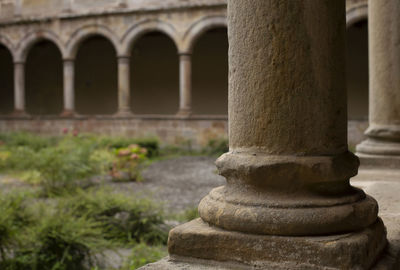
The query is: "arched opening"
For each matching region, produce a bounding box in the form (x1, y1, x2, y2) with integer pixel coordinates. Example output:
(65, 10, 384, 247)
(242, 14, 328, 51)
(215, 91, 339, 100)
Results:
(25, 40, 63, 115)
(0, 45, 14, 115)
(75, 36, 118, 115)
(346, 20, 368, 121)
(192, 28, 228, 115)
(130, 32, 179, 115)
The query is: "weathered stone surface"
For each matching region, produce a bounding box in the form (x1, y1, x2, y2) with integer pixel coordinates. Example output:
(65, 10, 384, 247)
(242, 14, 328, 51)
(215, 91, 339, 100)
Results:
(166, 218, 386, 270)
(147, 0, 388, 269)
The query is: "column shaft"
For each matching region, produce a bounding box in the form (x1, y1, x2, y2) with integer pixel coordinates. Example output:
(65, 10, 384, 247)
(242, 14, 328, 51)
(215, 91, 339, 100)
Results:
(117, 56, 131, 116)
(356, 0, 400, 165)
(178, 53, 192, 116)
(14, 62, 25, 114)
(164, 1, 387, 269)
(62, 59, 75, 116)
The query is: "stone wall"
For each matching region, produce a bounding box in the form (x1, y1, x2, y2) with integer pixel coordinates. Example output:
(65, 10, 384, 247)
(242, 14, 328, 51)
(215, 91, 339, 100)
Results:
(0, 116, 228, 147)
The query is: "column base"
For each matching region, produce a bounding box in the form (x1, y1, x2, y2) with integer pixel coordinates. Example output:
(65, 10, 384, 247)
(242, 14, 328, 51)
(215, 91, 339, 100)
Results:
(114, 109, 134, 118)
(356, 139, 400, 168)
(10, 110, 29, 118)
(144, 218, 387, 270)
(176, 109, 192, 118)
(60, 110, 75, 118)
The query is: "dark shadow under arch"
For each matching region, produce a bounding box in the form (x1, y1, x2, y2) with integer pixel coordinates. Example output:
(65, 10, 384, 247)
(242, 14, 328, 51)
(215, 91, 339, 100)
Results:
(347, 20, 368, 120)
(75, 36, 118, 115)
(0, 45, 14, 115)
(26, 40, 63, 115)
(130, 31, 179, 115)
(192, 28, 228, 115)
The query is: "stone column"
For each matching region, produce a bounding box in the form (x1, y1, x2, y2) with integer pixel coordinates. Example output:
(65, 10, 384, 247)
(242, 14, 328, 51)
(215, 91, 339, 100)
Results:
(177, 53, 192, 116)
(159, 1, 387, 269)
(13, 61, 26, 116)
(62, 0, 73, 12)
(116, 56, 132, 116)
(14, 0, 21, 17)
(61, 59, 75, 116)
(356, 0, 400, 167)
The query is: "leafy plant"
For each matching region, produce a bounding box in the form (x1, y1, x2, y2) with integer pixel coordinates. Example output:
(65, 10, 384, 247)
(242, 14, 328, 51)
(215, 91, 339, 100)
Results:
(111, 145, 148, 182)
(0, 132, 57, 151)
(121, 243, 167, 270)
(202, 138, 229, 156)
(62, 188, 168, 245)
(0, 193, 32, 262)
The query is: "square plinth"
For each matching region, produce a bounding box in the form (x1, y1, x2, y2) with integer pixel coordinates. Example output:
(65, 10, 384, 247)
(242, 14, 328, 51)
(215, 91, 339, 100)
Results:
(163, 218, 387, 270)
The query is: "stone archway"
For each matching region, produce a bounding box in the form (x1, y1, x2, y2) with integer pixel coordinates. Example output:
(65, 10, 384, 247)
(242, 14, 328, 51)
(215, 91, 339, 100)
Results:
(75, 35, 118, 115)
(0, 44, 14, 115)
(129, 31, 179, 115)
(191, 27, 228, 115)
(25, 40, 63, 115)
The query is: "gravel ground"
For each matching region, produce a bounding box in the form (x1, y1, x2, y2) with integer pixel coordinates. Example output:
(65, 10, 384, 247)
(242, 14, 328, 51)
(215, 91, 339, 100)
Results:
(109, 156, 225, 213)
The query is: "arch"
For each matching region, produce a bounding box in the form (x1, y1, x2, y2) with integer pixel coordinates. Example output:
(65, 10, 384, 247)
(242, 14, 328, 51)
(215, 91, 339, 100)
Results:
(192, 27, 228, 115)
(66, 24, 121, 59)
(346, 3, 368, 28)
(0, 43, 14, 114)
(121, 19, 179, 56)
(15, 30, 65, 62)
(129, 31, 179, 115)
(0, 35, 15, 60)
(25, 40, 63, 115)
(182, 16, 227, 53)
(75, 35, 118, 115)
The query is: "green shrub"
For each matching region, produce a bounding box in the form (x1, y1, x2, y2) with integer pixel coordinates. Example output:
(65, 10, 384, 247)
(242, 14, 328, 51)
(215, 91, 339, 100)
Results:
(62, 188, 168, 245)
(202, 138, 229, 156)
(4, 209, 106, 270)
(0, 193, 32, 261)
(97, 137, 160, 158)
(183, 207, 199, 221)
(111, 145, 148, 182)
(0, 146, 38, 172)
(122, 243, 167, 270)
(0, 132, 57, 151)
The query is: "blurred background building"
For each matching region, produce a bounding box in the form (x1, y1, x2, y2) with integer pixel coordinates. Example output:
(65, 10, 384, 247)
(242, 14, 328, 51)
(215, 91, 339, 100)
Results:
(0, 0, 367, 148)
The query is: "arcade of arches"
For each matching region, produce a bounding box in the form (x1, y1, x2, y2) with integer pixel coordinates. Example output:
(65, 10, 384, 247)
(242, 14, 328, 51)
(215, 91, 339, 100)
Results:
(0, 23, 366, 145)
(0, 0, 369, 147)
(0, 29, 229, 117)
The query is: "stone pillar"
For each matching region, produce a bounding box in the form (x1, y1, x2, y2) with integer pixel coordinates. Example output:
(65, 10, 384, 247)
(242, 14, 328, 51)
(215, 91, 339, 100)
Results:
(177, 53, 191, 116)
(154, 1, 387, 269)
(14, 0, 21, 17)
(116, 56, 132, 116)
(13, 61, 26, 116)
(62, 0, 73, 12)
(61, 59, 75, 116)
(356, 0, 400, 167)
